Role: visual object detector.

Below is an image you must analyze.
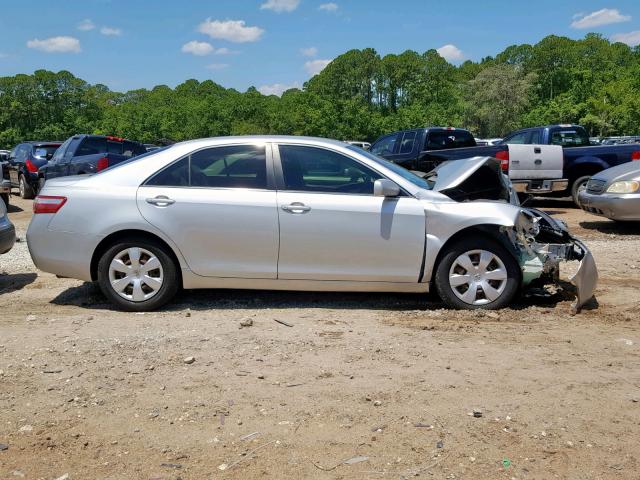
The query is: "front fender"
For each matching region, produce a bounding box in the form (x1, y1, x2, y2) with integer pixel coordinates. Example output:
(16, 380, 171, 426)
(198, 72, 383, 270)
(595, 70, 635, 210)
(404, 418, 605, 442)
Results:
(423, 201, 521, 281)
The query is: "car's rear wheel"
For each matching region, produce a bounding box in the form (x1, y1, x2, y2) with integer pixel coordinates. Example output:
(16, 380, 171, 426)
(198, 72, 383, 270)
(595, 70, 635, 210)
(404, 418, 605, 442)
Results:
(97, 239, 179, 311)
(434, 237, 520, 310)
(19, 175, 35, 200)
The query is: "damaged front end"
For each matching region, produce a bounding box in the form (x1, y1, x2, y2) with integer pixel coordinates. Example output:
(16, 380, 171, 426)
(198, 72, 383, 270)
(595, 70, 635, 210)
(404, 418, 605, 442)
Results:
(506, 208, 598, 312)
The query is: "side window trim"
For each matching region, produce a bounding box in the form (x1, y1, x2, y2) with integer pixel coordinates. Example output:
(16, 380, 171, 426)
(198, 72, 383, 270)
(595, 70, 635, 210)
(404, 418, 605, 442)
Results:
(142, 143, 276, 191)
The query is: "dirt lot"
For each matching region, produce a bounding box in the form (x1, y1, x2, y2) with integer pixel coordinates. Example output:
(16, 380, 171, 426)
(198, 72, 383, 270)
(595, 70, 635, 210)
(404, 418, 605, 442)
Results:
(1, 195, 639, 480)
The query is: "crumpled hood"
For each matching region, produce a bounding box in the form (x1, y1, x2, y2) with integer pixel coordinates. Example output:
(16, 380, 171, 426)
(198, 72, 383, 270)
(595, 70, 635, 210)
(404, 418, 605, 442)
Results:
(425, 156, 514, 204)
(428, 156, 499, 191)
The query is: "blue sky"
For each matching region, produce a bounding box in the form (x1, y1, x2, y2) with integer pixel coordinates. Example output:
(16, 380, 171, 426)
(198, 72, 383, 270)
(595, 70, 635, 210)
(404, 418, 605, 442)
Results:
(1, 1, 640, 95)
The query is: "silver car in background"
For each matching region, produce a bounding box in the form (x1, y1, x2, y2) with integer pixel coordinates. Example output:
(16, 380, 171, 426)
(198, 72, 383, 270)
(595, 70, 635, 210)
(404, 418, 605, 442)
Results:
(579, 161, 640, 221)
(27, 136, 596, 311)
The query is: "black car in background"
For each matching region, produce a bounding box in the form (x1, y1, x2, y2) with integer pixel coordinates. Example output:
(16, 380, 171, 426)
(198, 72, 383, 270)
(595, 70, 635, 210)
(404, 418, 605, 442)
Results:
(39, 134, 147, 184)
(6, 141, 62, 199)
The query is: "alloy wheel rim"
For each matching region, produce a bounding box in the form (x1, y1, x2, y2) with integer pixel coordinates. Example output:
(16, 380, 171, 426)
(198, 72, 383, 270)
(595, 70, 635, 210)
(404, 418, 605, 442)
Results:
(108, 247, 163, 302)
(448, 249, 508, 306)
(19, 178, 24, 197)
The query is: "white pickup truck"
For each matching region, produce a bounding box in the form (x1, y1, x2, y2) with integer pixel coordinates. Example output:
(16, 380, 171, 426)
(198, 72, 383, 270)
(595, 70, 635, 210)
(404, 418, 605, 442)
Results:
(370, 127, 567, 194)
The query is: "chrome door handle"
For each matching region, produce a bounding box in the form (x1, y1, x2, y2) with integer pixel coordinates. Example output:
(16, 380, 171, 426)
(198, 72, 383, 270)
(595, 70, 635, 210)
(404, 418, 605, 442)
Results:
(146, 195, 175, 206)
(282, 203, 311, 214)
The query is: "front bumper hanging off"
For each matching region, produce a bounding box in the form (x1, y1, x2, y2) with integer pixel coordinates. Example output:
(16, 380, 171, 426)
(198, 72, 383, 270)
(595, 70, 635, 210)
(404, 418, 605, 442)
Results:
(512, 208, 598, 312)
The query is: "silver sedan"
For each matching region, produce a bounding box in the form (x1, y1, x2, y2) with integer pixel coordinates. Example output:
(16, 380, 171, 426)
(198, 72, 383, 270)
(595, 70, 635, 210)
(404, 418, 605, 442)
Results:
(579, 161, 640, 221)
(27, 136, 596, 311)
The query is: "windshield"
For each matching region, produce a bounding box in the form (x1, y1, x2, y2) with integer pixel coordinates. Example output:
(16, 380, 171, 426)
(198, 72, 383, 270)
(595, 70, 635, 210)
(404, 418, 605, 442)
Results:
(348, 146, 431, 190)
(97, 146, 172, 173)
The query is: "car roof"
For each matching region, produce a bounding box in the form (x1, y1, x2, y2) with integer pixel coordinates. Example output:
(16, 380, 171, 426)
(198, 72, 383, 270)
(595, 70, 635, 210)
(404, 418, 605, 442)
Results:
(22, 141, 63, 146)
(173, 135, 354, 149)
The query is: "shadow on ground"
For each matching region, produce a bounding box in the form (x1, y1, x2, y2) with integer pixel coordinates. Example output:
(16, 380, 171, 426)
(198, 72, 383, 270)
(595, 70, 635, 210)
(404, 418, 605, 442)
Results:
(579, 220, 640, 235)
(0, 272, 37, 294)
(6, 202, 23, 213)
(50, 281, 577, 314)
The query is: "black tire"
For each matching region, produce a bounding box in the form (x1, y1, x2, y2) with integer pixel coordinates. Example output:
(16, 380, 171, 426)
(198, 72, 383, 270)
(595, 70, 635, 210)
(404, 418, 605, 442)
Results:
(0, 193, 8, 207)
(571, 175, 591, 207)
(19, 175, 35, 200)
(434, 236, 521, 310)
(97, 238, 180, 312)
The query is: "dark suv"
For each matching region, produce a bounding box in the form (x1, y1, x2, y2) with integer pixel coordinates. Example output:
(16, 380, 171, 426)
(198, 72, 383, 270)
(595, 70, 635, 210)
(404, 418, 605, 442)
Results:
(7, 142, 62, 199)
(40, 134, 147, 183)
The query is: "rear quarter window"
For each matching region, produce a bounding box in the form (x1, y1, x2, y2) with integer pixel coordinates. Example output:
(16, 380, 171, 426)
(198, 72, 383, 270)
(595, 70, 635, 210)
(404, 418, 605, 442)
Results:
(425, 131, 475, 150)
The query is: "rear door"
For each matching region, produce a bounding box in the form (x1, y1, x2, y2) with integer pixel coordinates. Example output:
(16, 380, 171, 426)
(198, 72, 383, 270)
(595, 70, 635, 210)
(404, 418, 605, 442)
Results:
(137, 143, 279, 278)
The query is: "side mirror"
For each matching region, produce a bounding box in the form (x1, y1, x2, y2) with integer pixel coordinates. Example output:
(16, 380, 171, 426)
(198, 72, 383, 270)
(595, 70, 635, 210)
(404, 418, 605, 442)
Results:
(374, 179, 400, 197)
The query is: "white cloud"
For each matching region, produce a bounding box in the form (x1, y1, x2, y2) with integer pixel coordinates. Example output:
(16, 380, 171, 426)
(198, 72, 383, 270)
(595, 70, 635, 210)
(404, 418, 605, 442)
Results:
(214, 47, 235, 55)
(100, 26, 122, 36)
(258, 82, 301, 96)
(77, 19, 95, 31)
(304, 59, 331, 75)
(300, 47, 318, 57)
(611, 30, 640, 47)
(571, 9, 631, 29)
(436, 44, 465, 62)
(182, 40, 215, 56)
(319, 2, 338, 12)
(27, 36, 81, 54)
(198, 19, 264, 43)
(260, 0, 300, 13)
(206, 63, 229, 70)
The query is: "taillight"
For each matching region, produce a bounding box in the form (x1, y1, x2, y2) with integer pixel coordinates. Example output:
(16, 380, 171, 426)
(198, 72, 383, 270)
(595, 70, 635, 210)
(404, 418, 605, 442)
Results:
(495, 150, 509, 172)
(33, 196, 67, 214)
(632, 151, 640, 161)
(25, 159, 38, 173)
(96, 157, 109, 171)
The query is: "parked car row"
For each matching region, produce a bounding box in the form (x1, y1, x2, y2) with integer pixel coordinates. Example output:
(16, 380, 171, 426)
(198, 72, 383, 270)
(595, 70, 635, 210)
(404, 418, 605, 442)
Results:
(371, 124, 640, 206)
(0, 135, 149, 199)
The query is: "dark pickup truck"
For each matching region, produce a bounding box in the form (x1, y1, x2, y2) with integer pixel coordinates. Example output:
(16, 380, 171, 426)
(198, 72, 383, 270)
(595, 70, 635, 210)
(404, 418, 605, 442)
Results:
(39, 134, 147, 184)
(499, 125, 640, 204)
(371, 127, 567, 195)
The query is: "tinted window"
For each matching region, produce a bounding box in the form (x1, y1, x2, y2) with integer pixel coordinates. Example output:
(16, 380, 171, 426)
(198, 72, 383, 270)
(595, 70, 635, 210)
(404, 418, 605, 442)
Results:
(550, 129, 590, 147)
(371, 134, 399, 156)
(190, 145, 267, 189)
(529, 130, 541, 144)
(147, 157, 190, 187)
(76, 137, 107, 156)
(503, 132, 528, 144)
(51, 138, 72, 163)
(279, 145, 382, 194)
(425, 130, 475, 150)
(350, 146, 431, 190)
(33, 145, 59, 159)
(399, 131, 417, 154)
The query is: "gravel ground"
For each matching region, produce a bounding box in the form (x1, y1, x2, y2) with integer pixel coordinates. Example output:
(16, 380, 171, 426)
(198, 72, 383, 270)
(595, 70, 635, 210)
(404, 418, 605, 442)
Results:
(1, 195, 639, 480)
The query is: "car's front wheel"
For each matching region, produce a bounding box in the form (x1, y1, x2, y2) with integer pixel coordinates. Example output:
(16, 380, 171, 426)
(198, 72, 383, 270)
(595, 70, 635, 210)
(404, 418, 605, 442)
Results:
(97, 239, 179, 311)
(434, 237, 521, 310)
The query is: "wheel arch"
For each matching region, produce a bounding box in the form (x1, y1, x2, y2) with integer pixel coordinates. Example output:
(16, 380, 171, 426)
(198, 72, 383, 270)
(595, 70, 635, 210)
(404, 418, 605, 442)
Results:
(566, 158, 607, 183)
(90, 229, 183, 284)
(429, 224, 522, 287)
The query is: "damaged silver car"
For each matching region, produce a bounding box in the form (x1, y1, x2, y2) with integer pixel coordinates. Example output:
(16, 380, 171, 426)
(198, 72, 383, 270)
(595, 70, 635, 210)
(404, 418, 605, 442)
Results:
(27, 137, 597, 312)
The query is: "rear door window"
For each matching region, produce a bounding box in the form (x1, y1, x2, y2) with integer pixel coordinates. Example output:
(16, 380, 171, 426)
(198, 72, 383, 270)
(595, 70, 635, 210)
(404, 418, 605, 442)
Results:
(370, 133, 399, 156)
(399, 131, 417, 154)
(503, 131, 528, 144)
(528, 130, 541, 144)
(425, 131, 476, 150)
(76, 137, 107, 156)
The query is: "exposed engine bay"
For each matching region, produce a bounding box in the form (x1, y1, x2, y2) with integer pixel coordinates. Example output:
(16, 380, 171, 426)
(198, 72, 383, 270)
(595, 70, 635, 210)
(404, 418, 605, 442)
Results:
(509, 208, 598, 312)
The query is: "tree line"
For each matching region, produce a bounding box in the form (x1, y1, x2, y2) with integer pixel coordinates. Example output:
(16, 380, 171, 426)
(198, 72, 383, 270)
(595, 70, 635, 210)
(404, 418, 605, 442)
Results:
(1, 33, 640, 149)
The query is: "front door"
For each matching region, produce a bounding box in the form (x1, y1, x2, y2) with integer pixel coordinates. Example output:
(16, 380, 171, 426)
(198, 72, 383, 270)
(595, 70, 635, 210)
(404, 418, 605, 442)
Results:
(274, 144, 426, 283)
(137, 144, 279, 278)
